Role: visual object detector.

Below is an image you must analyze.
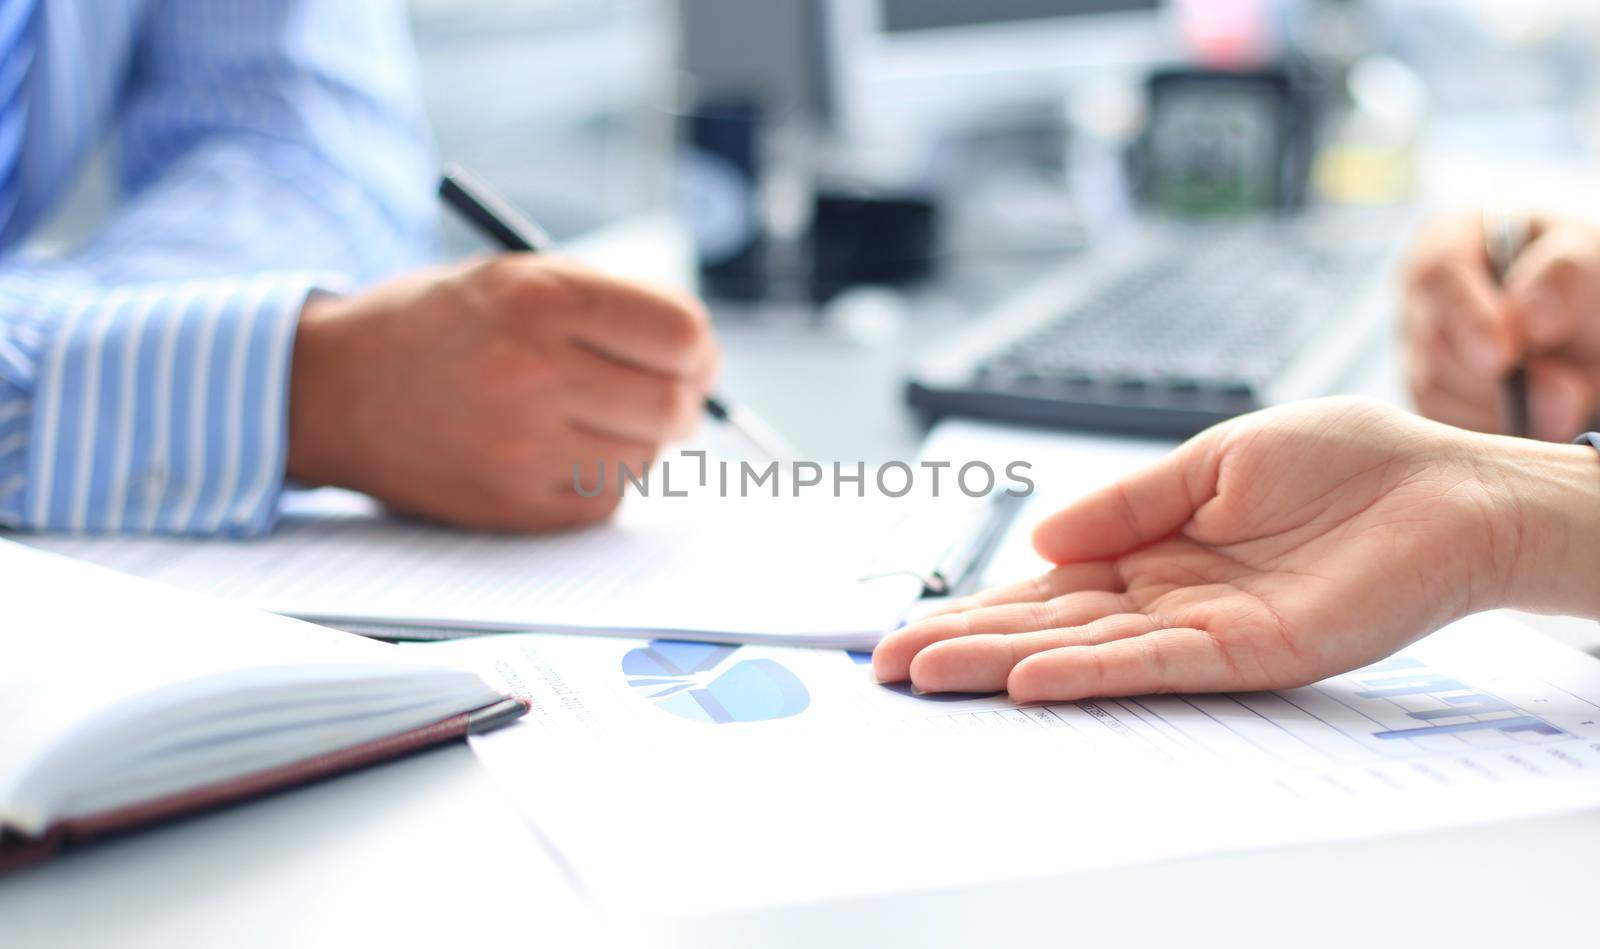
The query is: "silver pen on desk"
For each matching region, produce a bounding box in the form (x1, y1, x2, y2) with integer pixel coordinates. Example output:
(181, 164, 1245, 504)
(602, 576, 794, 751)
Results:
(439, 163, 799, 464)
(1482, 204, 1532, 438)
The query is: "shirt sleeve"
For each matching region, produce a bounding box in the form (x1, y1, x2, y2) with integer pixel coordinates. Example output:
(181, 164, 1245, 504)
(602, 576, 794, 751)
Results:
(0, 0, 437, 536)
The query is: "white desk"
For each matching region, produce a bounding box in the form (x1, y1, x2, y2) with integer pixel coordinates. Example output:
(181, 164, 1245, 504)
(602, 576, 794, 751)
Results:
(9, 213, 1600, 948)
(8, 727, 1600, 948)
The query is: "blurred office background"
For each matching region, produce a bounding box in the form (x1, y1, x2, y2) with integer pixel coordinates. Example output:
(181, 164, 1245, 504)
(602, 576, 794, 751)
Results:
(40, 1, 1600, 269)
(41, 1, 1600, 300)
(403, 0, 1600, 458)
(411, 0, 1600, 246)
(36, 1, 1600, 458)
(409, 0, 673, 246)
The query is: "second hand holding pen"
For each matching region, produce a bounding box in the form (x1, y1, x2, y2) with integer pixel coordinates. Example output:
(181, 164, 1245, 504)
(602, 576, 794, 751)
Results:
(439, 164, 799, 464)
(1482, 206, 1532, 438)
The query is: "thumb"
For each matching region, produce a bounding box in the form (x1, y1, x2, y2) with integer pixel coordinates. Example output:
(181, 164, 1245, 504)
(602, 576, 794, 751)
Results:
(1031, 435, 1218, 564)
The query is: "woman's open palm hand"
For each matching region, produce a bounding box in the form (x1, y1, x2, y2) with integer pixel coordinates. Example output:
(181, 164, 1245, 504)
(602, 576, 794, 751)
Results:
(873, 398, 1519, 702)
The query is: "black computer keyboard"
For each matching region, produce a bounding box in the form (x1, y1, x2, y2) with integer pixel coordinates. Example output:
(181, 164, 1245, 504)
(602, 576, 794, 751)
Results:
(907, 222, 1395, 438)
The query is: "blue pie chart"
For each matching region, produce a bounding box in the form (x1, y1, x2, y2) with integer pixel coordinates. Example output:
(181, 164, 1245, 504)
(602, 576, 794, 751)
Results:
(622, 640, 811, 724)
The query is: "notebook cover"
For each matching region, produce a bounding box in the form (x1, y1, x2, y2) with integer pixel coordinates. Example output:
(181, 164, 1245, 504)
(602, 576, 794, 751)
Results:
(0, 700, 523, 875)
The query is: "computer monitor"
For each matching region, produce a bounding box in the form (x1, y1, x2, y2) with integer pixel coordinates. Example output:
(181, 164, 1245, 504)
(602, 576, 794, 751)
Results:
(878, 0, 1162, 34)
(828, 0, 1176, 136)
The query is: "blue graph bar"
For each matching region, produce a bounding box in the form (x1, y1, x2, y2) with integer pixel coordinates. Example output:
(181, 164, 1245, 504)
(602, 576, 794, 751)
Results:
(1374, 715, 1564, 740)
(1354, 674, 1469, 698)
(1405, 695, 1518, 720)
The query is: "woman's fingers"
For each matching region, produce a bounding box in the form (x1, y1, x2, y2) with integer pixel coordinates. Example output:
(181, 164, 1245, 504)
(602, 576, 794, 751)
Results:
(873, 586, 1131, 684)
(896, 615, 1294, 702)
(1030, 439, 1216, 565)
(1006, 627, 1258, 703)
(918, 562, 1123, 620)
(905, 614, 1166, 693)
(872, 562, 1124, 681)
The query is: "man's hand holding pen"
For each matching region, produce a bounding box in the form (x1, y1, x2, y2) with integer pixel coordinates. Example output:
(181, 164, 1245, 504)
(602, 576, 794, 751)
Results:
(286, 256, 720, 531)
(1404, 213, 1600, 441)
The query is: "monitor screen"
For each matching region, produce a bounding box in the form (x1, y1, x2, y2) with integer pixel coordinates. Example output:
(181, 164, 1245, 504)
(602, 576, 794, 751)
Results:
(880, 0, 1161, 34)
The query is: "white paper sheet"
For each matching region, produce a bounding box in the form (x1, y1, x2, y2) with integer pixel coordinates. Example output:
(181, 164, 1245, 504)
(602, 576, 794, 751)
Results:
(10, 420, 1161, 650)
(425, 613, 1600, 915)
(14, 489, 929, 647)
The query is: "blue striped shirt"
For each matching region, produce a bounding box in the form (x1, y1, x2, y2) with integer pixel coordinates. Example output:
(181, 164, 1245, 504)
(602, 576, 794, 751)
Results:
(0, 0, 436, 536)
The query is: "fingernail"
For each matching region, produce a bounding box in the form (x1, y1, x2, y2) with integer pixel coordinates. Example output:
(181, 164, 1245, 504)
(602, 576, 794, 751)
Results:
(1463, 333, 1504, 374)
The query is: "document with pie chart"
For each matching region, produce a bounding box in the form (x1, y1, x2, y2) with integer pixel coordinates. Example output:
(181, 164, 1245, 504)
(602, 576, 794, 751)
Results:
(620, 640, 811, 724)
(418, 611, 1600, 915)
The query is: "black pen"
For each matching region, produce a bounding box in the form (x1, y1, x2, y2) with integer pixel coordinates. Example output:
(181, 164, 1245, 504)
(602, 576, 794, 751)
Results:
(439, 164, 798, 463)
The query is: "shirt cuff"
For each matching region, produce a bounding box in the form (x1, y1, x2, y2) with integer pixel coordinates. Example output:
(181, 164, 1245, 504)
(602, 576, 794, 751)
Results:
(3, 273, 345, 536)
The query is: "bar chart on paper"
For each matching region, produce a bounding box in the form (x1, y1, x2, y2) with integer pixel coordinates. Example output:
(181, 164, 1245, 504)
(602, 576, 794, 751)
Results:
(429, 612, 1600, 914)
(851, 632, 1593, 804)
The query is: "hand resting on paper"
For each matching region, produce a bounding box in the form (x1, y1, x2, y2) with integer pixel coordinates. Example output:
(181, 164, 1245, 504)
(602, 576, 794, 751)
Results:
(873, 398, 1600, 702)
